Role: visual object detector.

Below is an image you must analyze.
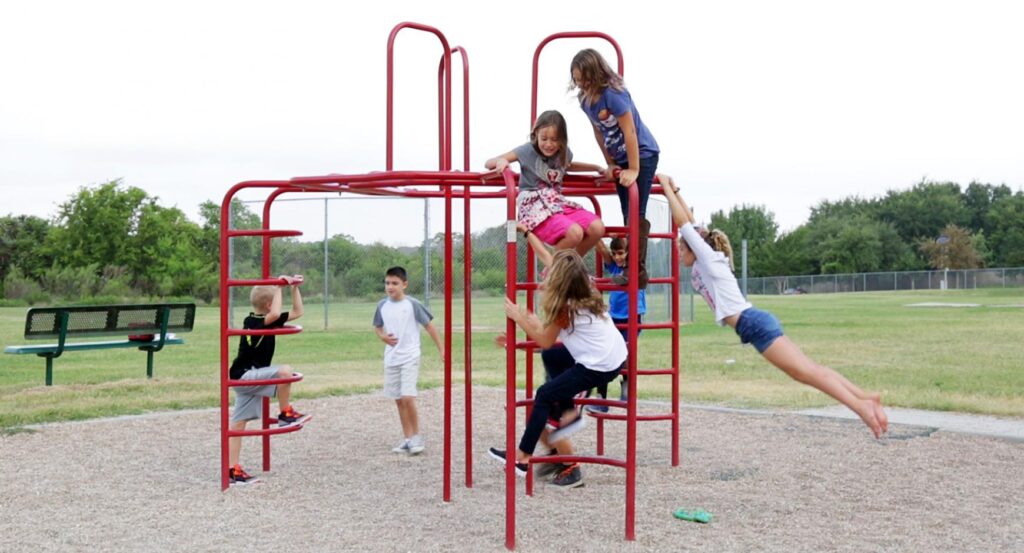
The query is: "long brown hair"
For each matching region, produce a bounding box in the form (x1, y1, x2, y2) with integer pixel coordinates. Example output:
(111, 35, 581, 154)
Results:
(541, 250, 606, 329)
(530, 110, 569, 167)
(569, 48, 625, 105)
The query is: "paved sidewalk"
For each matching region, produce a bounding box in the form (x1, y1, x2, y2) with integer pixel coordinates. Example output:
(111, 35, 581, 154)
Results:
(797, 405, 1024, 442)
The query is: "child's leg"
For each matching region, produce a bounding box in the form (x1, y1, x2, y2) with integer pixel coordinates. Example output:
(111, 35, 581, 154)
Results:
(275, 365, 293, 411)
(553, 223, 583, 251)
(575, 219, 605, 256)
(517, 364, 595, 463)
(761, 337, 883, 437)
(228, 420, 247, 466)
(398, 396, 420, 437)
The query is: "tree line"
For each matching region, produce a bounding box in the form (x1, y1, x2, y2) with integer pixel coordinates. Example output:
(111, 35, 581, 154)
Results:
(2, 179, 1022, 305)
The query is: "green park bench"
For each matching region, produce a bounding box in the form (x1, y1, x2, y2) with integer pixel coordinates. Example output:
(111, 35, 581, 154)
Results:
(4, 303, 196, 386)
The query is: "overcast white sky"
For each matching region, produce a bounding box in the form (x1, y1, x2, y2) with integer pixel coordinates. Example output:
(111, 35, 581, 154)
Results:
(2, 0, 1022, 246)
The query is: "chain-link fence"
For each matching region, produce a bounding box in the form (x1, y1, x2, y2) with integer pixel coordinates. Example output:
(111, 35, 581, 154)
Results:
(744, 267, 1024, 295)
(229, 195, 695, 329)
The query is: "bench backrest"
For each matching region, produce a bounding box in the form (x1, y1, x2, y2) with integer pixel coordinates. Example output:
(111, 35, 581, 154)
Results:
(23, 303, 197, 340)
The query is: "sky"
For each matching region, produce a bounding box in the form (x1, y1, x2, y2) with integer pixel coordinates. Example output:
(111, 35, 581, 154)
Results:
(2, 0, 1022, 246)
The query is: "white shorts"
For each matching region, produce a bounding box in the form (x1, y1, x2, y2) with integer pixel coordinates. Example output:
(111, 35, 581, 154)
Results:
(383, 359, 420, 399)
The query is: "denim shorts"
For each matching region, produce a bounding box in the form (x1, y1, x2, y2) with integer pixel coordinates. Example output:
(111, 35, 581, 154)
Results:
(734, 307, 784, 353)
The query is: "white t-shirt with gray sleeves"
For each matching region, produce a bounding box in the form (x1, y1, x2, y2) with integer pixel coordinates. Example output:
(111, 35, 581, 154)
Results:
(558, 310, 628, 372)
(373, 296, 434, 366)
(679, 223, 752, 325)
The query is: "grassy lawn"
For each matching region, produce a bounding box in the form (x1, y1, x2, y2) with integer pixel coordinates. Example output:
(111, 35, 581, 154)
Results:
(1, 288, 1022, 427)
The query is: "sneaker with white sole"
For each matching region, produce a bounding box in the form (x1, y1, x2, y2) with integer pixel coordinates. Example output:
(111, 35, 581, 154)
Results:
(551, 463, 584, 488)
(391, 439, 410, 453)
(407, 435, 425, 455)
(228, 464, 259, 486)
(488, 447, 528, 477)
(548, 415, 586, 443)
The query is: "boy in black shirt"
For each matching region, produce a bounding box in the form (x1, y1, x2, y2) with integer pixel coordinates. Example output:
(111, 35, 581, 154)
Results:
(227, 276, 308, 485)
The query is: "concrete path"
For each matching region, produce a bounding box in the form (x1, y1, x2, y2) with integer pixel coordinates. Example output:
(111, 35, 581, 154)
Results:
(797, 405, 1024, 442)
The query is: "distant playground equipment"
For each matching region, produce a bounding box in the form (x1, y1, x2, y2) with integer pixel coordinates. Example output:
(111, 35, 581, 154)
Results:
(5, 303, 196, 386)
(218, 22, 681, 550)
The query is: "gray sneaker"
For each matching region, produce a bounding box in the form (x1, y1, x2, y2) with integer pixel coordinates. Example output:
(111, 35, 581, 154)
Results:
(551, 464, 583, 488)
(407, 435, 425, 455)
(391, 439, 410, 453)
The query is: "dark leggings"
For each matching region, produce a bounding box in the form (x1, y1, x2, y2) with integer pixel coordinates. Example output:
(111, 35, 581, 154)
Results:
(519, 346, 621, 454)
(595, 316, 641, 398)
(615, 153, 659, 221)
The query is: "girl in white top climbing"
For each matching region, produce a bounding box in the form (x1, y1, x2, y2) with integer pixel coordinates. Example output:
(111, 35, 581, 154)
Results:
(658, 175, 888, 438)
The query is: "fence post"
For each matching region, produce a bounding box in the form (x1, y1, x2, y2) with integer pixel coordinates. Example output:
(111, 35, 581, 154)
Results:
(424, 198, 431, 309)
(324, 198, 329, 330)
(741, 239, 748, 298)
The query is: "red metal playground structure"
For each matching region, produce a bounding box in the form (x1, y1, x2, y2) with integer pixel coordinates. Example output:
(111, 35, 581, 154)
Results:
(218, 22, 681, 550)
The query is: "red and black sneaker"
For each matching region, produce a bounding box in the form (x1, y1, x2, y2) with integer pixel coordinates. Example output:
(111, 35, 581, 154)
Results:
(229, 464, 259, 486)
(278, 406, 310, 428)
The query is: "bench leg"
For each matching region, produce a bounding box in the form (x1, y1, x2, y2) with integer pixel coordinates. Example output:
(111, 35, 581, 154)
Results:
(46, 357, 53, 386)
(147, 350, 154, 379)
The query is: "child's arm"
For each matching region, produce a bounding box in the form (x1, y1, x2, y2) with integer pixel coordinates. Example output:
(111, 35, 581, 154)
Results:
(594, 238, 612, 264)
(615, 112, 641, 187)
(485, 151, 519, 173)
(374, 325, 398, 346)
(503, 298, 561, 348)
(567, 161, 605, 174)
(263, 286, 284, 325)
(283, 275, 304, 322)
(518, 223, 553, 269)
(659, 174, 694, 227)
(591, 126, 617, 181)
(423, 321, 445, 364)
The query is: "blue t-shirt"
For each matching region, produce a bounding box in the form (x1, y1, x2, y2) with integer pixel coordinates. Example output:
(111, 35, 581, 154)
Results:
(605, 262, 647, 319)
(581, 87, 659, 166)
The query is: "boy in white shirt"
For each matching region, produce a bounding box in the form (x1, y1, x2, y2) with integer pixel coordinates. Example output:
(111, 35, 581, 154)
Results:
(373, 266, 444, 454)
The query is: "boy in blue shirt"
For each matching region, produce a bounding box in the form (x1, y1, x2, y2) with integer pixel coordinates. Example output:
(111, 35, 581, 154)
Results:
(593, 237, 646, 409)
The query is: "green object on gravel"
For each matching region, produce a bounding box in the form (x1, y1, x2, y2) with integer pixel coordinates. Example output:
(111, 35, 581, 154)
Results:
(673, 508, 712, 523)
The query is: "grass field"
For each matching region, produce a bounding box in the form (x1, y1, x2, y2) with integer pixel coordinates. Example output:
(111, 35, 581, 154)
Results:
(1, 288, 1022, 428)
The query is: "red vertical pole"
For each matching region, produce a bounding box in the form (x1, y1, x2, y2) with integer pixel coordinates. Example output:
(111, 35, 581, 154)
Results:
(503, 168, 518, 550)
(219, 188, 236, 491)
(625, 184, 639, 541)
(671, 209, 681, 466)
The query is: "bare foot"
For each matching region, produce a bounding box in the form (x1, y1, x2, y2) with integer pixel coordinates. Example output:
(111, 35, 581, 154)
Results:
(868, 393, 888, 434)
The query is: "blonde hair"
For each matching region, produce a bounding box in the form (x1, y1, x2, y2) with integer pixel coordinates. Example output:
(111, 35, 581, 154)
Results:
(701, 228, 736, 271)
(541, 250, 606, 329)
(250, 286, 276, 312)
(569, 48, 625, 104)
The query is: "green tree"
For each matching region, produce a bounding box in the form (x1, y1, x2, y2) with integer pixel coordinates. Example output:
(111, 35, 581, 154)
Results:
(985, 192, 1024, 266)
(47, 180, 150, 270)
(963, 181, 1012, 232)
(875, 180, 971, 244)
(918, 224, 986, 269)
(709, 204, 778, 277)
(0, 215, 54, 283)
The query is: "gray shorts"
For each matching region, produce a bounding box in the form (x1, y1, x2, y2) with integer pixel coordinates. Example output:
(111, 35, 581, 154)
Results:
(383, 359, 419, 399)
(231, 366, 280, 422)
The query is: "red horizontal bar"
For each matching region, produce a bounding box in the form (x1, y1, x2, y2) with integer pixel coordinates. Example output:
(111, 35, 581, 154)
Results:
(226, 229, 303, 238)
(226, 325, 302, 337)
(227, 371, 304, 388)
(226, 278, 299, 287)
(585, 412, 675, 422)
(636, 368, 676, 376)
(531, 454, 626, 469)
(227, 422, 307, 437)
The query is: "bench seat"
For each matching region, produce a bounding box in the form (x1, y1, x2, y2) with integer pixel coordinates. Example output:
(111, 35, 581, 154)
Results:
(5, 334, 184, 355)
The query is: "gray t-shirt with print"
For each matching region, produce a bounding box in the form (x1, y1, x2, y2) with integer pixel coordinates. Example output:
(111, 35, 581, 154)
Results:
(513, 143, 574, 192)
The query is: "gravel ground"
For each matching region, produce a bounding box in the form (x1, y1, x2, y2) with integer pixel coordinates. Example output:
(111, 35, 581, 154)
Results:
(2, 387, 1022, 552)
